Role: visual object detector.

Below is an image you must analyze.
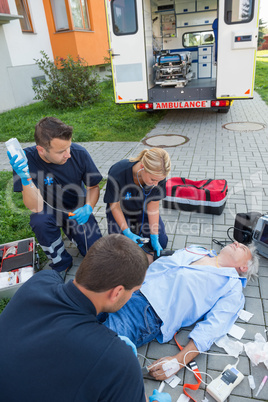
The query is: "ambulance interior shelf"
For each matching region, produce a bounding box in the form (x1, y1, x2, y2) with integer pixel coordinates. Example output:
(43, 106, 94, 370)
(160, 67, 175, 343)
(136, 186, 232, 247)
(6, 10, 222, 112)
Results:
(153, 49, 194, 87)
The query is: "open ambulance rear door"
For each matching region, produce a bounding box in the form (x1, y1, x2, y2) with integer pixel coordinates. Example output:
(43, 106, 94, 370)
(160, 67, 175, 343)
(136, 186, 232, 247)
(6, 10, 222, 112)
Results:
(216, 0, 260, 99)
(105, 0, 148, 104)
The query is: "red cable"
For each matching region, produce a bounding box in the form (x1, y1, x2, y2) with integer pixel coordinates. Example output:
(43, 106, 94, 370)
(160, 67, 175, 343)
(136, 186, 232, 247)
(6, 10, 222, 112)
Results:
(173, 332, 202, 402)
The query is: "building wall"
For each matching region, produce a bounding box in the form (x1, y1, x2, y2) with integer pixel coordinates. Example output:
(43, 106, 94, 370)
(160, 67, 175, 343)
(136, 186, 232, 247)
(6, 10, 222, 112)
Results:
(0, 0, 53, 112)
(42, 0, 109, 66)
(0, 27, 16, 111)
(5, 0, 53, 66)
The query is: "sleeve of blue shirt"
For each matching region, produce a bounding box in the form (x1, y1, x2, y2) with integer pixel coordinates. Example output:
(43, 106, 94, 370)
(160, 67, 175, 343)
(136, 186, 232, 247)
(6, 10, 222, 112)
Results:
(103, 163, 122, 204)
(189, 284, 245, 352)
(82, 148, 103, 187)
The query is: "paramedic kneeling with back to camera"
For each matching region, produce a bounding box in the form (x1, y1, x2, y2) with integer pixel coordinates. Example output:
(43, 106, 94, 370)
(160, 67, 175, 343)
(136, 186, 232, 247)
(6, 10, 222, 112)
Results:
(7, 117, 102, 279)
(104, 148, 171, 257)
(0, 235, 171, 402)
(104, 241, 259, 380)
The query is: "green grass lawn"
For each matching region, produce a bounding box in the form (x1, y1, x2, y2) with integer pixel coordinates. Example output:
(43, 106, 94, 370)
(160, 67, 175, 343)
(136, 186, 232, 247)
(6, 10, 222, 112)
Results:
(255, 51, 268, 105)
(0, 172, 32, 244)
(0, 82, 165, 143)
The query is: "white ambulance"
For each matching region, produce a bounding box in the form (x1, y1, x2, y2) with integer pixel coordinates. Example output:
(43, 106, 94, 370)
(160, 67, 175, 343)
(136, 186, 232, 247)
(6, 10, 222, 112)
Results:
(104, 0, 260, 113)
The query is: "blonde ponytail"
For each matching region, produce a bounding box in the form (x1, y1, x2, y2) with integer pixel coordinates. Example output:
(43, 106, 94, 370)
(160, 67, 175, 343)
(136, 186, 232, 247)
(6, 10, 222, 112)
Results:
(130, 148, 171, 177)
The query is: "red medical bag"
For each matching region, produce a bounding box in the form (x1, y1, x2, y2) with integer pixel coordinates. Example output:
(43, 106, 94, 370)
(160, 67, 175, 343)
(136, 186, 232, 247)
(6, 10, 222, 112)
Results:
(163, 178, 228, 215)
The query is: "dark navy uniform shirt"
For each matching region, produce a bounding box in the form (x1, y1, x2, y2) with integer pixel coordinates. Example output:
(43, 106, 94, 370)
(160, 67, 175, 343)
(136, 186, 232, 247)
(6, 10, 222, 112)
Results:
(104, 160, 166, 215)
(13, 143, 103, 211)
(0, 271, 146, 402)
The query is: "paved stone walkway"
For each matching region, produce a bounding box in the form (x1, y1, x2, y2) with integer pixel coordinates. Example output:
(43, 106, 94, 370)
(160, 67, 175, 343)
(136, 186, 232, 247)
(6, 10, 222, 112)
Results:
(0, 92, 267, 401)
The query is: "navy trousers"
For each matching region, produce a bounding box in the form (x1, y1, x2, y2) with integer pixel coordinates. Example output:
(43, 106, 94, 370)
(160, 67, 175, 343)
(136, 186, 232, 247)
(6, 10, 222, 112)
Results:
(30, 209, 102, 271)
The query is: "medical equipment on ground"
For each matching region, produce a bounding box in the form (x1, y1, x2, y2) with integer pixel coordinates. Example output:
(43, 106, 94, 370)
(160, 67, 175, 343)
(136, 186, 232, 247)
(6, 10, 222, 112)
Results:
(255, 375, 267, 397)
(233, 212, 261, 244)
(0, 238, 37, 299)
(163, 178, 228, 215)
(253, 215, 268, 258)
(206, 365, 244, 402)
(248, 375, 255, 390)
(174, 333, 202, 402)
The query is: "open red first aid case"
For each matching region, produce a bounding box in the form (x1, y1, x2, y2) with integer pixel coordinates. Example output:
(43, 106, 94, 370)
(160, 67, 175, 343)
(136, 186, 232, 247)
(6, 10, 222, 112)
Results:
(163, 178, 228, 215)
(0, 237, 35, 299)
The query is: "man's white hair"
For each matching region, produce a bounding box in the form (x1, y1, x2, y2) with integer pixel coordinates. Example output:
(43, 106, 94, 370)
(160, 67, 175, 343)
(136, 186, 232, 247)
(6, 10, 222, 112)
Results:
(240, 243, 259, 281)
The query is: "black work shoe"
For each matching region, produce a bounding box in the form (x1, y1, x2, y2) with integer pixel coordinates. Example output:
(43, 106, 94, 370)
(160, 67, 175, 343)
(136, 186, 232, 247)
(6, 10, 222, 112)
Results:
(58, 262, 73, 281)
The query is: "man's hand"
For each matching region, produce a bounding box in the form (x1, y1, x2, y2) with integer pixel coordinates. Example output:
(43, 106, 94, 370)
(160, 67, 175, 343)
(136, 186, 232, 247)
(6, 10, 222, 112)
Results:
(7, 152, 31, 186)
(69, 204, 93, 225)
(122, 228, 144, 247)
(148, 356, 181, 380)
(149, 389, 171, 402)
(150, 234, 163, 257)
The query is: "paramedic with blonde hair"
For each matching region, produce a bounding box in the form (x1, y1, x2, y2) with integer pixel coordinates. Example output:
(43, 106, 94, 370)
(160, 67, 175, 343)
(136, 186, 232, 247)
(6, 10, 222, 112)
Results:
(104, 148, 171, 256)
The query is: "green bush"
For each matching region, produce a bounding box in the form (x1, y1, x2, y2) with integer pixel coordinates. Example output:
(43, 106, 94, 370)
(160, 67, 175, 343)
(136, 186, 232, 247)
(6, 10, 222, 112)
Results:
(0, 298, 10, 313)
(33, 51, 101, 109)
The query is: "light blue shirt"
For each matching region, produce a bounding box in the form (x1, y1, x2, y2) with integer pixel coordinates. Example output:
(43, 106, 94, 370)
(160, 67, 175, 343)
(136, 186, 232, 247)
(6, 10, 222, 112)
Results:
(141, 246, 247, 352)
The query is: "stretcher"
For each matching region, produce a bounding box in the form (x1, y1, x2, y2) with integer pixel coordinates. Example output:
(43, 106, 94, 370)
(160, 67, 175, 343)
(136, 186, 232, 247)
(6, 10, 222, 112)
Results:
(154, 50, 194, 87)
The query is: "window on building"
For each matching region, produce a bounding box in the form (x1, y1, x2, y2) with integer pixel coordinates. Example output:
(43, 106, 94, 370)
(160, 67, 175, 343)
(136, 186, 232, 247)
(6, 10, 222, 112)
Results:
(70, 0, 90, 30)
(50, 0, 91, 31)
(51, 0, 69, 31)
(225, 0, 254, 24)
(183, 31, 214, 47)
(111, 0, 137, 36)
(15, 0, 33, 32)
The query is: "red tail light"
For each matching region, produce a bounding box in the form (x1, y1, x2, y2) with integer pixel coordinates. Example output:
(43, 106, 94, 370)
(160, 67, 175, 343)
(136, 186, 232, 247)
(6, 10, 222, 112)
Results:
(211, 100, 230, 107)
(136, 103, 153, 110)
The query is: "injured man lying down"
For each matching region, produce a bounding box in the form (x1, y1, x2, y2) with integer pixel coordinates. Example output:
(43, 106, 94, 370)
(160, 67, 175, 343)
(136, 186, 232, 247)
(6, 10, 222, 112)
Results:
(103, 242, 258, 380)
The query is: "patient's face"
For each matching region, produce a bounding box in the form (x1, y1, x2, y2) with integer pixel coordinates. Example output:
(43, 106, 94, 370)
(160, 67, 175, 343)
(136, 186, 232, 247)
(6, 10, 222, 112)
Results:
(220, 242, 251, 270)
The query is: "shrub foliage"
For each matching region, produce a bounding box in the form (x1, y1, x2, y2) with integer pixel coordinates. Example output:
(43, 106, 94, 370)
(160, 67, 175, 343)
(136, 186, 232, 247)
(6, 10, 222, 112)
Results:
(33, 51, 100, 109)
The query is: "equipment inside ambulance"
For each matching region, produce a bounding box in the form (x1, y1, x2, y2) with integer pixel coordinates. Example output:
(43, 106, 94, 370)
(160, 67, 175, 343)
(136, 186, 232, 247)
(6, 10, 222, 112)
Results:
(105, 0, 260, 112)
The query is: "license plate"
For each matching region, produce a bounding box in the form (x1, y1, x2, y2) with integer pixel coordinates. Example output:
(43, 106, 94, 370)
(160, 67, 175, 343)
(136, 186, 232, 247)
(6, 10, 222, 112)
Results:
(153, 100, 211, 110)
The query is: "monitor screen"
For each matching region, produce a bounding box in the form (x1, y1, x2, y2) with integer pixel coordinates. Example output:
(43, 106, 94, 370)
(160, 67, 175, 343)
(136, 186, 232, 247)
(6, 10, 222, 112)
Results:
(260, 223, 268, 245)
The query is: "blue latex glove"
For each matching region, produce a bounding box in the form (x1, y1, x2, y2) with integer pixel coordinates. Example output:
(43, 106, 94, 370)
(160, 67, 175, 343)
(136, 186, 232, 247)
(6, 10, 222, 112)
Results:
(149, 389, 171, 402)
(150, 234, 163, 257)
(7, 151, 31, 186)
(118, 335, 137, 356)
(68, 204, 93, 225)
(122, 228, 143, 247)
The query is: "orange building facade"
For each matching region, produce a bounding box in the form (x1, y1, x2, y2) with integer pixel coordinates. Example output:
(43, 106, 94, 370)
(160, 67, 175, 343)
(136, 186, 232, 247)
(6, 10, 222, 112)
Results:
(42, 0, 109, 66)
